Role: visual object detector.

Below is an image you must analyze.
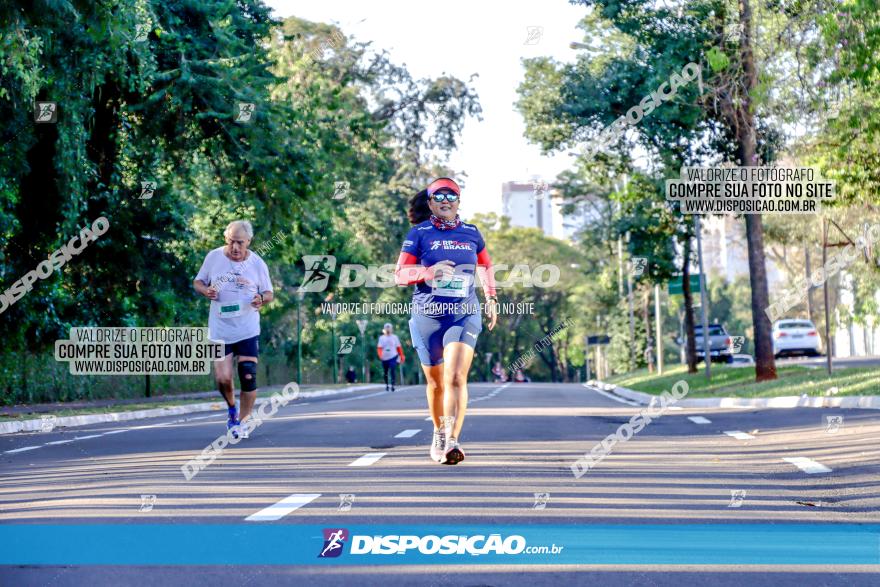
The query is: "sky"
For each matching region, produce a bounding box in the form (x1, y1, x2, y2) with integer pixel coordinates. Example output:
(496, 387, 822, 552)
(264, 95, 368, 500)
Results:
(266, 0, 590, 219)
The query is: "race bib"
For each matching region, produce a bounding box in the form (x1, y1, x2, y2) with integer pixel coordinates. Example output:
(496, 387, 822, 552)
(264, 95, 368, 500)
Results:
(214, 300, 248, 319)
(432, 275, 470, 298)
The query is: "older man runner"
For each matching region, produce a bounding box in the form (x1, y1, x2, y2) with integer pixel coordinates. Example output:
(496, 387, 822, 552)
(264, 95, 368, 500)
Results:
(193, 220, 274, 439)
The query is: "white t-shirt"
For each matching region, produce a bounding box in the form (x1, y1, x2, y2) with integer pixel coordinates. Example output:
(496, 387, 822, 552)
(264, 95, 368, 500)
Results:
(195, 247, 273, 344)
(377, 334, 401, 361)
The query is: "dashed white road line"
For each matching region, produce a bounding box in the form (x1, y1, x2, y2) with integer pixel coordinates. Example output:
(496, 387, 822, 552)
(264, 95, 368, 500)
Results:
(4, 446, 41, 454)
(688, 416, 712, 424)
(72, 434, 103, 440)
(783, 457, 832, 474)
(724, 430, 755, 440)
(394, 429, 421, 438)
(45, 439, 76, 445)
(470, 382, 511, 404)
(245, 493, 322, 522)
(326, 391, 388, 404)
(103, 430, 128, 435)
(349, 452, 386, 467)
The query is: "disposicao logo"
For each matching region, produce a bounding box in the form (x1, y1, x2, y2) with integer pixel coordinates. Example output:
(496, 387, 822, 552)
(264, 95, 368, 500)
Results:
(318, 528, 348, 558)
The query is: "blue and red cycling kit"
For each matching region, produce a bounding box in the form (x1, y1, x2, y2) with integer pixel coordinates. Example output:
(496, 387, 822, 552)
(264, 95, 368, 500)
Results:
(395, 216, 497, 366)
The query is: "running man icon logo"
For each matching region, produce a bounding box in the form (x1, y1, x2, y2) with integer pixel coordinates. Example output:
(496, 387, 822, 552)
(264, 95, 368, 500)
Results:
(134, 23, 151, 42)
(532, 180, 549, 200)
(299, 255, 336, 292)
(728, 336, 745, 353)
(338, 494, 355, 512)
(825, 415, 843, 434)
(524, 26, 543, 45)
(318, 528, 348, 558)
(728, 489, 746, 508)
(139, 494, 156, 512)
(39, 415, 57, 433)
(332, 181, 349, 200)
(533, 492, 550, 510)
(235, 102, 255, 123)
(630, 257, 648, 276)
(338, 336, 355, 355)
(34, 101, 57, 123)
(140, 181, 156, 200)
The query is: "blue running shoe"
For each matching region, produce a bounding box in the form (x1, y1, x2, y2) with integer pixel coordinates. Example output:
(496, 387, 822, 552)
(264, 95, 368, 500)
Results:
(227, 407, 240, 439)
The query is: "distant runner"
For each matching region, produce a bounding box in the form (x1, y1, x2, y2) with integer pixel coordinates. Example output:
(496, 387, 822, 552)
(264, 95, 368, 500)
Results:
(395, 178, 499, 465)
(377, 323, 405, 392)
(193, 220, 274, 439)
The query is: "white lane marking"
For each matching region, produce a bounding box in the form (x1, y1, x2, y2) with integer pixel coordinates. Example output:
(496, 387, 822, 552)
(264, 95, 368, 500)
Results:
(245, 493, 322, 522)
(394, 429, 421, 438)
(45, 439, 76, 445)
(4, 446, 41, 454)
(424, 417, 433, 421)
(326, 391, 387, 404)
(470, 382, 511, 403)
(688, 416, 712, 424)
(783, 457, 832, 474)
(184, 415, 218, 421)
(103, 430, 128, 435)
(584, 384, 641, 406)
(724, 430, 755, 440)
(349, 452, 386, 467)
(72, 434, 103, 440)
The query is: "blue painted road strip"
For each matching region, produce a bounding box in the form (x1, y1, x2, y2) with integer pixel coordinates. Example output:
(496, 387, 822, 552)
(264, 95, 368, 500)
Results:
(1, 524, 878, 565)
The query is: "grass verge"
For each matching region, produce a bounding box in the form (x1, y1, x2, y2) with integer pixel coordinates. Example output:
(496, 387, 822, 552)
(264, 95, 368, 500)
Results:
(606, 363, 880, 398)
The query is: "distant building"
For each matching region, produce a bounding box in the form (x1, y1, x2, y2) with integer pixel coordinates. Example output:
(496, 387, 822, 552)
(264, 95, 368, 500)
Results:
(700, 215, 782, 288)
(501, 181, 554, 236)
(501, 178, 598, 242)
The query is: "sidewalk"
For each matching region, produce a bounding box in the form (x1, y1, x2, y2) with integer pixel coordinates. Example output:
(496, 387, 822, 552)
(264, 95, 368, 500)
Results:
(0, 383, 385, 435)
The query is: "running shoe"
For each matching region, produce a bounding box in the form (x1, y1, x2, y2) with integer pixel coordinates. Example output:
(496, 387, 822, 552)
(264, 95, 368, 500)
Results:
(227, 407, 240, 439)
(391, 384, 395, 392)
(239, 420, 250, 439)
(430, 428, 446, 462)
(443, 436, 465, 465)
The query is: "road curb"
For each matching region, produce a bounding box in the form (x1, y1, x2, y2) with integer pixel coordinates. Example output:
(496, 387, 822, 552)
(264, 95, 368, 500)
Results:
(0, 384, 383, 435)
(585, 380, 880, 410)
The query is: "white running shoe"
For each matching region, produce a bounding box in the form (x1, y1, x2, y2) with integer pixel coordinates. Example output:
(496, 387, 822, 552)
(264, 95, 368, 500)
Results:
(443, 436, 465, 465)
(238, 421, 250, 439)
(430, 428, 446, 462)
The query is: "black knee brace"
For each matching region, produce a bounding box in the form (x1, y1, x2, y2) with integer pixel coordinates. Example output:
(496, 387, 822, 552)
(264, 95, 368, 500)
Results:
(238, 360, 258, 392)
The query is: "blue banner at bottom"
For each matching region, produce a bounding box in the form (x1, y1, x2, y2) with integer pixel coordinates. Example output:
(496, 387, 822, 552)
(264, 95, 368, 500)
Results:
(1, 524, 878, 565)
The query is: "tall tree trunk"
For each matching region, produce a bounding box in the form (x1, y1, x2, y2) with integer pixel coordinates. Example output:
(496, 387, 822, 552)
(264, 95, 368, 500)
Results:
(738, 0, 777, 381)
(682, 236, 698, 373)
(641, 289, 653, 372)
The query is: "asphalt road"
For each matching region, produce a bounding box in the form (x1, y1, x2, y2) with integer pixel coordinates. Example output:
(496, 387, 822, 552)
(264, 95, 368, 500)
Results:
(1, 382, 879, 585)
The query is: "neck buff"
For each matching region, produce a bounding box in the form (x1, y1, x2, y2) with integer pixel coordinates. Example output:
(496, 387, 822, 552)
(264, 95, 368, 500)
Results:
(430, 214, 462, 230)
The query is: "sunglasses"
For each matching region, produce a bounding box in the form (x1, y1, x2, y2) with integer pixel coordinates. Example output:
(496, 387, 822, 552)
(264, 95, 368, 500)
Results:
(429, 192, 460, 203)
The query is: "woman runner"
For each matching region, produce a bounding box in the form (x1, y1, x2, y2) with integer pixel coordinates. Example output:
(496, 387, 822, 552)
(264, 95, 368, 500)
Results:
(395, 178, 498, 464)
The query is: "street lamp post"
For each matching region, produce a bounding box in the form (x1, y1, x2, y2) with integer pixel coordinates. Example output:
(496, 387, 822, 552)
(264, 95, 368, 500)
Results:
(356, 319, 368, 384)
(694, 215, 711, 381)
(329, 307, 338, 384)
(296, 289, 305, 385)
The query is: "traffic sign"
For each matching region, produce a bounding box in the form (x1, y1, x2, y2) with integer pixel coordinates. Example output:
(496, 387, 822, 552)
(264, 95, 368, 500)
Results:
(668, 274, 701, 295)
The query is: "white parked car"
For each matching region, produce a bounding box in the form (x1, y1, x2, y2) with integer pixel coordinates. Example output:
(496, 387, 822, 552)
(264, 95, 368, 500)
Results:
(772, 320, 822, 358)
